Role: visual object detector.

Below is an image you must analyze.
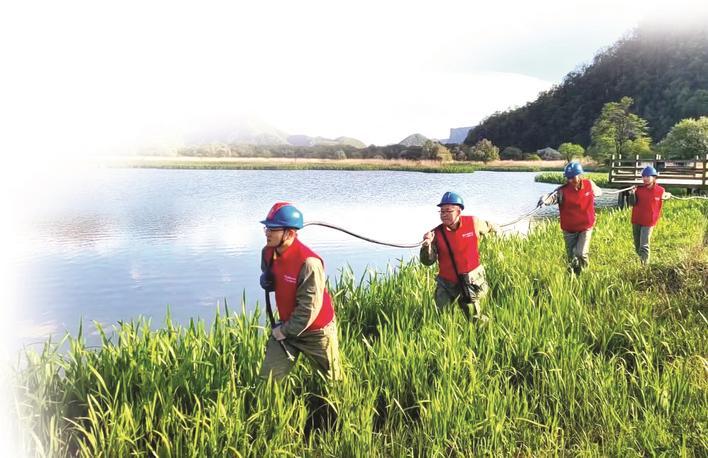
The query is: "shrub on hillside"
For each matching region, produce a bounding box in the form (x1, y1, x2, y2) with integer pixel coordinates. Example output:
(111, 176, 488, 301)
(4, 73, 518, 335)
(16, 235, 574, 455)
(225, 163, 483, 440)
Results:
(468, 139, 500, 163)
(501, 146, 523, 160)
(539, 149, 562, 160)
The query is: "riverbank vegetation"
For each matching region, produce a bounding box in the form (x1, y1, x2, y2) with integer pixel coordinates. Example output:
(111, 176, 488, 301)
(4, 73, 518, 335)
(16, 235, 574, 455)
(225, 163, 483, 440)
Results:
(107, 156, 601, 173)
(535, 172, 610, 187)
(13, 199, 707, 456)
(170, 138, 570, 163)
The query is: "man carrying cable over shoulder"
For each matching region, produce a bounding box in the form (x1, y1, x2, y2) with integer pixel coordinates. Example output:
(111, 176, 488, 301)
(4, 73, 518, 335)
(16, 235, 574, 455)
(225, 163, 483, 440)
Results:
(420, 192, 499, 321)
(259, 202, 342, 381)
(537, 162, 602, 274)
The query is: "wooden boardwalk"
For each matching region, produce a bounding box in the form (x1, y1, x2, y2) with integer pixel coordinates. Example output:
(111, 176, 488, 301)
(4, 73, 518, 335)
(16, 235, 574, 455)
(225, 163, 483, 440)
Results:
(608, 154, 708, 190)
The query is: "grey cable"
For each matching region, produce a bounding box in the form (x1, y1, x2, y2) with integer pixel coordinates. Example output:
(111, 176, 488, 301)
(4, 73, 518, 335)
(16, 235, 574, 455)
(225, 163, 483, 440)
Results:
(602, 185, 637, 195)
(498, 206, 543, 227)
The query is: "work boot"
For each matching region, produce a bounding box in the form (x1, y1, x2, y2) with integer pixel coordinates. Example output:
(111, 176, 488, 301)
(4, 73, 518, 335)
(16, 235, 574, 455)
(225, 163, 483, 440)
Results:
(568, 257, 582, 275)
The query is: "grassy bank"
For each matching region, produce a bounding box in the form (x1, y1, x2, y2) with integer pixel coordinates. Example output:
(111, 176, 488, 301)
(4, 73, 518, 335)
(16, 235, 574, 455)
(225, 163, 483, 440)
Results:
(105, 156, 580, 173)
(14, 201, 708, 456)
(535, 171, 610, 186)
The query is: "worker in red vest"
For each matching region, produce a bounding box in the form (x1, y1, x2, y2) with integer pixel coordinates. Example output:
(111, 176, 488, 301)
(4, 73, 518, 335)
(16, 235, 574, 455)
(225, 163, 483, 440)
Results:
(420, 192, 498, 320)
(259, 202, 342, 381)
(626, 166, 672, 264)
(538, 162, 603, 274)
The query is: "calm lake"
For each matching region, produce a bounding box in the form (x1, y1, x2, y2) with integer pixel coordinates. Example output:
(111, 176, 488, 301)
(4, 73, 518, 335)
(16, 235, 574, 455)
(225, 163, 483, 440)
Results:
(13, 168, 579, 348)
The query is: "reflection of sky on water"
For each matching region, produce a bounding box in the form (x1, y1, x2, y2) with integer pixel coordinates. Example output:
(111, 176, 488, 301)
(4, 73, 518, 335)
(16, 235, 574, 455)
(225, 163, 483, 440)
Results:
(12, 168, 563, 350)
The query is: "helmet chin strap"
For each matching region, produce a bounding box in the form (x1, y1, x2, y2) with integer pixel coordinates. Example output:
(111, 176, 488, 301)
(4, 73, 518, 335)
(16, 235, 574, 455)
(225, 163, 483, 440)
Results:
(275, 229, 293, 254)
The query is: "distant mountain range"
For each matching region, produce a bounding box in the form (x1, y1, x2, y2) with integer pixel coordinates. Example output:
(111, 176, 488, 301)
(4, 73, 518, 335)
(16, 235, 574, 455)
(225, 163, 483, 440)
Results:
(184, 119, 366, 148)
(398, 133, 430, 147)
(287, 135, 366, 148)
(181, 119, 472, 150)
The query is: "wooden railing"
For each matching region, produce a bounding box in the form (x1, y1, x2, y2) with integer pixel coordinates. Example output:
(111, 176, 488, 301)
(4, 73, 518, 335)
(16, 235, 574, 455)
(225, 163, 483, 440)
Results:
(609, 154, 708, 189)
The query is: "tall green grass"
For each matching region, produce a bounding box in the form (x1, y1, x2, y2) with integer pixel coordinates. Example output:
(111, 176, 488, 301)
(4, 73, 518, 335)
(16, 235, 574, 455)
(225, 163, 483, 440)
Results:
(13, 200, 708, 456)
(535, 171, 610, 186)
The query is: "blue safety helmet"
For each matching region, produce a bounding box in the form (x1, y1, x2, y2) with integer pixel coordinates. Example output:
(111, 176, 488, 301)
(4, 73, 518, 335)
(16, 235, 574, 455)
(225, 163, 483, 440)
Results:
(437, 191, 464, 210)
(564, 162, 584, 179)
(261, 202, 304, 229)
(641, 166, 658, 177)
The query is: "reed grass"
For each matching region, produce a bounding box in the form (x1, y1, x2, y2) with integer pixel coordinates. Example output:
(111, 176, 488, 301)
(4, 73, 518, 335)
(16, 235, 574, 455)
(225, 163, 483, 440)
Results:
(12, 200, 708, 456)
(111, 158, 570, 174)
(535, 172, 610, 186)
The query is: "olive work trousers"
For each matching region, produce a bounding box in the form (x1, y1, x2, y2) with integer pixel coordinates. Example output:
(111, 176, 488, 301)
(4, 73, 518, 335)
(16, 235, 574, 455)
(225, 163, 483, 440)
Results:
(563, 229, 593, 273)
(259, 320, 342, 382)
(632, 224, 654, 264)
(434, 266, 489, 318)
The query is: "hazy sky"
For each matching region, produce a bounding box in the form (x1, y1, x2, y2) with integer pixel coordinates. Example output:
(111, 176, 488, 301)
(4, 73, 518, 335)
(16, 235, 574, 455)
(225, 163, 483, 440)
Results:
(1, 0, 707, 155)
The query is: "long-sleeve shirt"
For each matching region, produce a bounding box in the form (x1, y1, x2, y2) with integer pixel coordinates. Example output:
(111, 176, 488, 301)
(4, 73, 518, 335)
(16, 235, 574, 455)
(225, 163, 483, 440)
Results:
(262, 252, 328, 337)
(420, 216, 495, 266)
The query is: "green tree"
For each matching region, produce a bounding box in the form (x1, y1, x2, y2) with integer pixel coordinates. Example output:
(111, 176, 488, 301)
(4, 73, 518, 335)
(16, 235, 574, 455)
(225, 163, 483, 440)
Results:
(557, 143, 585, 163)
(590, 96, 652, 162)
(434, 143, 453, 161)
(468, 139, 500, 163)
(658, 117, 708, 159)
(422, 140, 453, 161)
(625, 137, 653, 157)
(422, 140, 436, 160)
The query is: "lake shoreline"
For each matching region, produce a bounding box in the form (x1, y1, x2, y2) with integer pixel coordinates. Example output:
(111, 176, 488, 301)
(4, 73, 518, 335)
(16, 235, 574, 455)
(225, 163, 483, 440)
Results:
(102, 156, 606, 173)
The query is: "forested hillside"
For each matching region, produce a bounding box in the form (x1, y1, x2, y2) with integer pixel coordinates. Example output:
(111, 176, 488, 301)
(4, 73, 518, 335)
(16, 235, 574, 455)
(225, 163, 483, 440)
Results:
(465, 21, 708, 151)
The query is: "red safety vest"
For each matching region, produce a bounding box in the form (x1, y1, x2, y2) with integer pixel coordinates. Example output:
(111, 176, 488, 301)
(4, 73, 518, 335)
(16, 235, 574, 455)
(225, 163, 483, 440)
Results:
(559, 179, 596, 232)
(433, 215, 481, 284)
(632, 184, 665, 227)
(265, 238, 334, 331)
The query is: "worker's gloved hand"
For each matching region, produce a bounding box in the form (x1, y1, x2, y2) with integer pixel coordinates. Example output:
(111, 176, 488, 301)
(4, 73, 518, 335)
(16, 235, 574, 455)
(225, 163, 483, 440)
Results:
(272, 322, 286, 341)
(260, 271, 275, 292)
(663, 191, 672, 200)
(422, 231, 435, 246)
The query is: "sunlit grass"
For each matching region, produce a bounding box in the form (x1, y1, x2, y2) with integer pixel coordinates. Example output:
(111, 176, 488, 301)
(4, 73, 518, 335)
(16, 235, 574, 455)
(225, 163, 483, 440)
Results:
(535, 171, 610, 186)
(12, 200, 708, 456)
